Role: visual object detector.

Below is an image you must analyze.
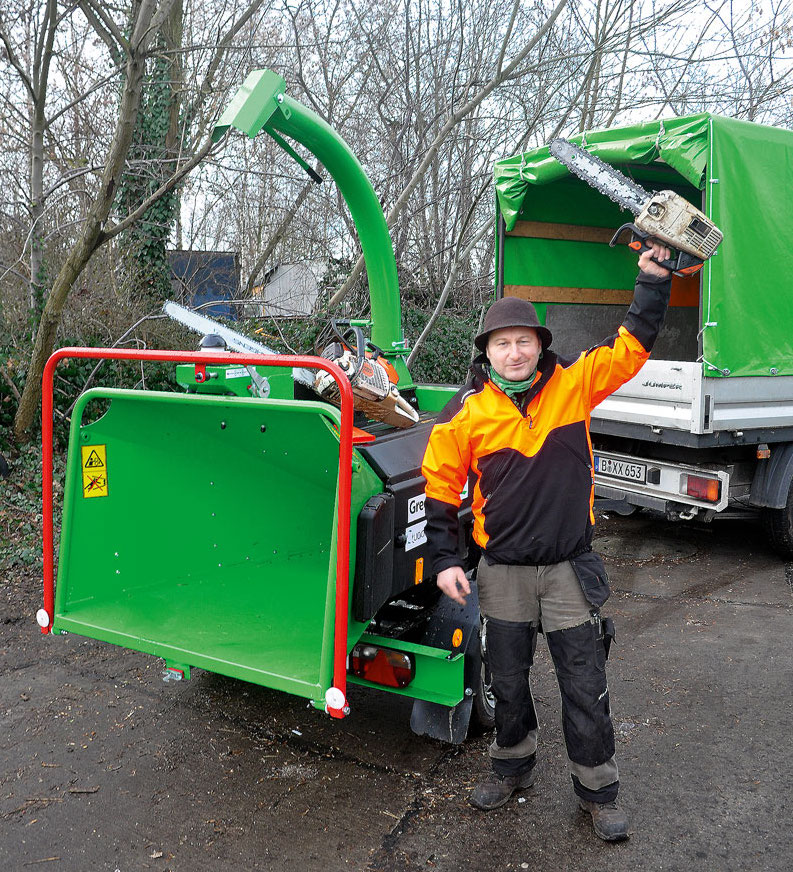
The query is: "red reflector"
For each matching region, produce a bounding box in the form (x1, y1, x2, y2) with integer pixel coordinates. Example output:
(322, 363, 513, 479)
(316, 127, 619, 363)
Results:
(683, 474, 721, 502)
(349, 645, 415, 688)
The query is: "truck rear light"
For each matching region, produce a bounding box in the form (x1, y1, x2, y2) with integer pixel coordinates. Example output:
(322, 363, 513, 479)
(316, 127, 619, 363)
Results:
(349, 644, 415, 688)
(681, 473, 721, 503)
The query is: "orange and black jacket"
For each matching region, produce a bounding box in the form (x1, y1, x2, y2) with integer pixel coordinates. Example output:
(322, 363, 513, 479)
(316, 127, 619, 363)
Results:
(421, 271, 672, 572)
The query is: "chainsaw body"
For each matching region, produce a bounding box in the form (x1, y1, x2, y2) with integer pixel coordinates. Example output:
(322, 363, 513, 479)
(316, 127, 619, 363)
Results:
(314, 342, 419, 429)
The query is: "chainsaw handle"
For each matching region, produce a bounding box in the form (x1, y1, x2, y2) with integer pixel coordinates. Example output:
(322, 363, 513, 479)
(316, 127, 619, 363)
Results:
(610, 223, 704, 277)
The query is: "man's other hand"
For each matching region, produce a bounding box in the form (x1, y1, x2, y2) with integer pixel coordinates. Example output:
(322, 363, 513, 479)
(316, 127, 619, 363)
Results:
(639, 240, 672, 278)
(436, 566, 471, 606)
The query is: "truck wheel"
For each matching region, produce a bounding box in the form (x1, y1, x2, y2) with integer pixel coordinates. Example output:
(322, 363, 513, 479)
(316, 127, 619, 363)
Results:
(761, 479, 793, 560)
(468, 623, 496, 734)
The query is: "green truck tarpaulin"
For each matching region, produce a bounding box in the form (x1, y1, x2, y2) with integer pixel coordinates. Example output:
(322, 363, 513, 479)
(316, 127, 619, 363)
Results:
(494, 113, 793, 379)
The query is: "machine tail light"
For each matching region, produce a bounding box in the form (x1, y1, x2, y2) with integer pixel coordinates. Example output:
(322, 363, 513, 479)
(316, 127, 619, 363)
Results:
(681, 473, 721, 503)
(349, 644, 415, 688)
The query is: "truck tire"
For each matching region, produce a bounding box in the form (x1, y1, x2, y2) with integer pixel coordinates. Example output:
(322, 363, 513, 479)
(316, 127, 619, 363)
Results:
(761, 478, 793, 560)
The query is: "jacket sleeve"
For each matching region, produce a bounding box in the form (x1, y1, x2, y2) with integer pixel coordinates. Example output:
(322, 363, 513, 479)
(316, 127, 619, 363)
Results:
(582, 270, 672, 409)
(421, 403, 471, 575)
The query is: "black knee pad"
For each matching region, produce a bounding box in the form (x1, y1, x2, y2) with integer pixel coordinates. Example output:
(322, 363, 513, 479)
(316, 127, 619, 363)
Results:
(484, 616, 537, 674)
(483, 617, 538, 748)
(546, 620, 615, 768)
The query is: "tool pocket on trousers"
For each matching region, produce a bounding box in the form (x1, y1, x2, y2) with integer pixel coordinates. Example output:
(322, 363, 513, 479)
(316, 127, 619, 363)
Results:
(602, 616, 615, 660)
(570, 550, 610, 608)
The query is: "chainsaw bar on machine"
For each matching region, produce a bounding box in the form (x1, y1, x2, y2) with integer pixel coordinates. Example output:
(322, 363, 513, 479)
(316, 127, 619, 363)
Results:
(548, 138, 723, 276)
(163, 301, 314, 391)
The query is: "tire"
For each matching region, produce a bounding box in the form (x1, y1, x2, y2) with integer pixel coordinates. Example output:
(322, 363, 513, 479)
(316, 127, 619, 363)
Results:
(761, 478, 793, 560)
(468, 621, 496, 734)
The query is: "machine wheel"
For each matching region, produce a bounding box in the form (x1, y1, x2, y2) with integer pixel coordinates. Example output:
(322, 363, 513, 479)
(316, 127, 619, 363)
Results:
(761, 478, 793, 560)
(468, 622, 496, 734)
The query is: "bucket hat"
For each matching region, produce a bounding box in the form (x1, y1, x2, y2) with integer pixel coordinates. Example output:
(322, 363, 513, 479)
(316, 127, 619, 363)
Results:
(475, 296, 553, 351)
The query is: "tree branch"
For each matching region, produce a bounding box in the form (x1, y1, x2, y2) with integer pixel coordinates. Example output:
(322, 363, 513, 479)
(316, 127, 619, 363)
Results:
(0, 16, 35, 100)
(328, 0, 571, 308)
(407, 217, 492, 369)
(98, 132, 224, 243)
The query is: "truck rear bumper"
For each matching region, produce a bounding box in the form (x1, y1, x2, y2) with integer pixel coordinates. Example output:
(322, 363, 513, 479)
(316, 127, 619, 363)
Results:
(593, 448, 729, 515)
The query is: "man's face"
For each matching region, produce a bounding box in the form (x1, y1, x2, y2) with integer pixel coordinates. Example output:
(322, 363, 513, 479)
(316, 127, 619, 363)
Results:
(486, 326, 541, 382)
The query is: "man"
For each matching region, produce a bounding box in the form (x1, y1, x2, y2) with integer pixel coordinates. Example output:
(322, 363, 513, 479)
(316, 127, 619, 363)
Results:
(421, 243, 672, 842)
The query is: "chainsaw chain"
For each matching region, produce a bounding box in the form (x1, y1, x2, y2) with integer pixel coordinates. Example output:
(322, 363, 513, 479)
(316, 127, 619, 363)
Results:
(548, 138, 649, 214)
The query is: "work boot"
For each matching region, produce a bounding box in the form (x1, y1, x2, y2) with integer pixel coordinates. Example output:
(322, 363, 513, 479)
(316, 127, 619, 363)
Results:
(469, 767, 537, 810)
(578, 798, 630, 841)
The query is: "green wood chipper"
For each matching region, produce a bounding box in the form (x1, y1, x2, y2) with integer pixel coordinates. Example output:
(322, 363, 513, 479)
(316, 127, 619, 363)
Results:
(39, 70, 493, 743)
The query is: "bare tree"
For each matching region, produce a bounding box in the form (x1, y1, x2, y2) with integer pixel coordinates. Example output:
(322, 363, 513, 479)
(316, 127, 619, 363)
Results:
(641, 0, 793, 124)
(12, 0, 267, 441)
(325, 0, 572, 308)
(0, 1, 98, 317)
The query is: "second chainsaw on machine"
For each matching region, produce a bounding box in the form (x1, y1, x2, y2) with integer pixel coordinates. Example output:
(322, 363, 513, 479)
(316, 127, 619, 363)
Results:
(313, 320, 419, 429)
(163, 301, 418, 430)
(549, 138, 723, 276)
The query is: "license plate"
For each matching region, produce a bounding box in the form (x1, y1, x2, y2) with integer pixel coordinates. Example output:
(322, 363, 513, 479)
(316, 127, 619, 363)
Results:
(594, 455, 647, 484)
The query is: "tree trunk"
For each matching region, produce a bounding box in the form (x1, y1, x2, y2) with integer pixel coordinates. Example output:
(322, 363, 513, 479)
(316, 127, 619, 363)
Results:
(29, 111, 46, 317)
(13, 1, 164, 442)
(28, 0, 57, 320)
(245, 177, 316, 296)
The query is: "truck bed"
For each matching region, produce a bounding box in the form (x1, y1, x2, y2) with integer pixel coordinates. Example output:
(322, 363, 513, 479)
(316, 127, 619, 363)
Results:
(592, 359, 793, 436)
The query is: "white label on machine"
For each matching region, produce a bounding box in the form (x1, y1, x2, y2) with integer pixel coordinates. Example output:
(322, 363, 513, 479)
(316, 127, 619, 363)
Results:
(408, 493, 426, 522)
(404, 520, 427, 552)
(225, 367, 249, 379)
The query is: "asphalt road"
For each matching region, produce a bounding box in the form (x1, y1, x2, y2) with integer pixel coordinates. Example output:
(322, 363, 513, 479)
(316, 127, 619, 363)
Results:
(1, 511, 791, 871)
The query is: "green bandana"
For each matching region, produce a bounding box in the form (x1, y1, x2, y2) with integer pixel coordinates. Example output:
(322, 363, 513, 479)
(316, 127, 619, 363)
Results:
(488, 365, 537, 399)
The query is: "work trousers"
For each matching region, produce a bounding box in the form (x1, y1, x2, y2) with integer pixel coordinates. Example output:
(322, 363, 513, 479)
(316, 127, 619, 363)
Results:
(477, 558, 619, 803)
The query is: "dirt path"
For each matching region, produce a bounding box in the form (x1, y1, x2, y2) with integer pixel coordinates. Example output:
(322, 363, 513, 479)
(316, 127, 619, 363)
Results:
(1, 513, 791, 871)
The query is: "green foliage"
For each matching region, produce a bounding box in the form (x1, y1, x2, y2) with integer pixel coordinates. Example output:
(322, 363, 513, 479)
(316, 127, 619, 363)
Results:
(239, 303, 480, 386)
(0, 341, 26, 454)
(0, 332, 176, 452)
(0, 443, 64, 573)
(245, 316, 327, 356)
(403, 305, 480, 384)
(115, 51, 178, 302)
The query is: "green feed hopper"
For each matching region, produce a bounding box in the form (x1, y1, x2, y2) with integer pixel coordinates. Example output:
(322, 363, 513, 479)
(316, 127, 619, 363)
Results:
(54, 387, 379, 705)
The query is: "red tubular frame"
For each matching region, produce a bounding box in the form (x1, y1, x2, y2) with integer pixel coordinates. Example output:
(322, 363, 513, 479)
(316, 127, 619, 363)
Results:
(41, 347, 354, 718)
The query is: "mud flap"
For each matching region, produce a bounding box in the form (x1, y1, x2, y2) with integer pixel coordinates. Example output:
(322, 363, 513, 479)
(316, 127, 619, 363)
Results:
(409, 577, 481, 744)
(410, 696, 474, 744)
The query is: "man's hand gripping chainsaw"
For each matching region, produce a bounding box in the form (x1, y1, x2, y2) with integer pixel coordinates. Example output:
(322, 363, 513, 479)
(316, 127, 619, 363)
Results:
(313, 322, 419, 429)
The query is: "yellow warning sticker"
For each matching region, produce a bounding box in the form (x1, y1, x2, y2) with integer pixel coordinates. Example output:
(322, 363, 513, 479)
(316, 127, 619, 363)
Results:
(81, 444, 108, 498)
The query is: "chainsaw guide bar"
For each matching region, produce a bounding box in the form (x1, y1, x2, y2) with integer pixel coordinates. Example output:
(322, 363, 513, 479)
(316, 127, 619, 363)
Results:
(549, 138, 649, 214)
